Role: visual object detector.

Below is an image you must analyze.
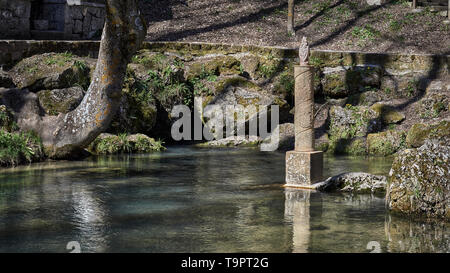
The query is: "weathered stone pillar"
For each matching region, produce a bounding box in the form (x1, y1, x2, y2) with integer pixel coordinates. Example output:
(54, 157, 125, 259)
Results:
(285, 37, 323, 187)
(294, 65, 314, 152)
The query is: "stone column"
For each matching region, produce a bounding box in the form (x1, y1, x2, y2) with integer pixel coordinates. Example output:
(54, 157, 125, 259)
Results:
(294, 65, 315, 152)
(285, 37, 323, 187)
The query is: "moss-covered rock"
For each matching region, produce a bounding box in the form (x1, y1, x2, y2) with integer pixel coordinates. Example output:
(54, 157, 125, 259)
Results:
(321, 66, 381, 98)
(317, 172, 387, 193)
(329, 104, 380, 139)
(9, 53, 91, 91)
(367, 130, 407, 156)
(370, 103, 405, 125)
(126, 134, 166, 153)
(207, 76, 290, 127)
(346, 91, 385, 106)
(328, 136, 367, 155)
(417, 92, 449, 119)
(37, 87, 85, 115)
(387, 138, 450, 220)
(380, 74, 422, 99)
(406, 121, 450, 148)
(185, 56, 241, 80)
(239, 54, 260, 80)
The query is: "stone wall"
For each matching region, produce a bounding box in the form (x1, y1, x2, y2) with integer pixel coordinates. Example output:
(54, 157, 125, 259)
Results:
(64, 1, 105, 39)
(0, 0, 32, 39)
(0, 0, 105, 40)
(1, 41, 449, 73)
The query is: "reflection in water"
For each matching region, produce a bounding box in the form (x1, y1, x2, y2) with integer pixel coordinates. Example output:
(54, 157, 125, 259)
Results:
(284, 189, 312, 253)
(385, 214, 450, 253)
(71, 187, 108, 252)
(0, 147, 448, 253)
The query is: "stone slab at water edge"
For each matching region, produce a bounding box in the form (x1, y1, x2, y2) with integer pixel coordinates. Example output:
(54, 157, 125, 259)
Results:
(314, 172, 387, 193)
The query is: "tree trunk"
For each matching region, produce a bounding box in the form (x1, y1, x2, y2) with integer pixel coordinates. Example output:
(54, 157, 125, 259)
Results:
(287, 0, 295, 34)
(6, 0, 147, 159)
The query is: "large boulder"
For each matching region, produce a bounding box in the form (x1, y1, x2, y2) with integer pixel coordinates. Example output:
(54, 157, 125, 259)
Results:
(370, 103, 405, 125)
(329, 105, 381, 139)
(9, 53, 91, 91)
(367, 130, 407, 156)
(417, 92, 449, 119)
(321, 66, 381, 98)
(204, 76, 290, 130)
(406, 121, 450, 148)
(386, 138, 450, 220)
(37, 87, 85, 115)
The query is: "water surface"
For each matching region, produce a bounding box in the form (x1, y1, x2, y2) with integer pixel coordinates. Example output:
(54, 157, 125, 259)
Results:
(0, 146, 448, 253)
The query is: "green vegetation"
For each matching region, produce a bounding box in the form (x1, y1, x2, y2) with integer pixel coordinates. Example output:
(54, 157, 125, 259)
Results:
(132, 52, 167, 68)
(351, 25, 380, 45)
(0, 130, 43, 166)
(90, 133, 165, 155)
(277, 70, 294, 95)
(44, 52, 74, 67)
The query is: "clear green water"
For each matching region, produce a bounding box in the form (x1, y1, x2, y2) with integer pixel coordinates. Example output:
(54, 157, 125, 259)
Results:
(0, 146, 449, 253)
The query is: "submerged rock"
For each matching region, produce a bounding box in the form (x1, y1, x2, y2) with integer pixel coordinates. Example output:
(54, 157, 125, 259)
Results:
(196, 136, 262, 148)
(386, 138, 450, 220)
(315, 172, 387, 193)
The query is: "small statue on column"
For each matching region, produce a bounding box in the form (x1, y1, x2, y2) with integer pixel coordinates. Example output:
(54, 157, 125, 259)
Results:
(299, 36, 310, 66)
(285, 37, 323, 188)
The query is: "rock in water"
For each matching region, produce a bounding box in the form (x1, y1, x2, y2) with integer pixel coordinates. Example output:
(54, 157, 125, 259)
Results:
(315, 172, 387, 193)
(386, 138, 450, 220)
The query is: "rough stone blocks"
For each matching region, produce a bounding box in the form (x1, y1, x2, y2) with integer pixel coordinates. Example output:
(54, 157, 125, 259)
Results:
(285, 151, 323, 186)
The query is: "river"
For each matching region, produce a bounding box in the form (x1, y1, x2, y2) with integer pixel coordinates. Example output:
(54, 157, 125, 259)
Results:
(0, 146, 448, 253)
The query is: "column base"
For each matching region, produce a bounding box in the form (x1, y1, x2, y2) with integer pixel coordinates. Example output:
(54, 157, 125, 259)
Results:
(285, 150, 323, 187)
